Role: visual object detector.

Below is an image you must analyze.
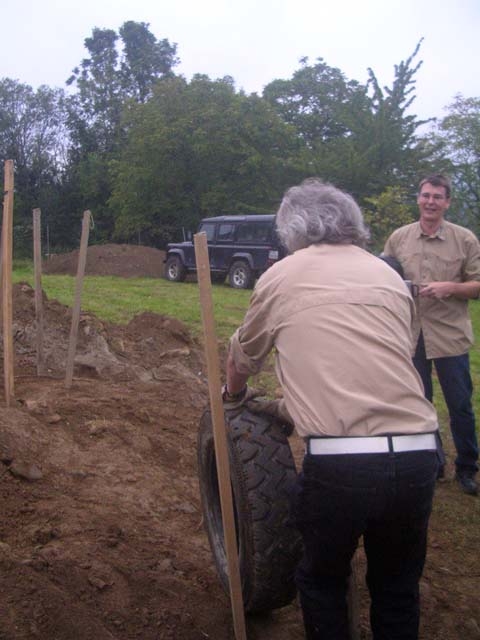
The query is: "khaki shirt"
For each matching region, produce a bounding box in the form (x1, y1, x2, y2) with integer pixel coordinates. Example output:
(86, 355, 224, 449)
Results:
(229, 244, 438, 438)
(384, 220, 480, 358)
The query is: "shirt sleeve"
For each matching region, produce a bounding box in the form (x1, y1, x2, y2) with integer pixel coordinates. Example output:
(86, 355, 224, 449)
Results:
(228, 280, 276, 376)
(383, 232, 398, 258)
(462, 231, 480, 282)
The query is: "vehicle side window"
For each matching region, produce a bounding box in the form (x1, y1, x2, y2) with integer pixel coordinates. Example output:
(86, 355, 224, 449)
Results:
(217, 223, 235, 242)
(198, 223, 216, 242)
(236, 222, 271, 244)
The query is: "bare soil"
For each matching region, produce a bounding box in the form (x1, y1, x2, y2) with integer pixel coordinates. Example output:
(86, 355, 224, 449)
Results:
(1, 244, 479, 639)
(43, 244, 167, 278)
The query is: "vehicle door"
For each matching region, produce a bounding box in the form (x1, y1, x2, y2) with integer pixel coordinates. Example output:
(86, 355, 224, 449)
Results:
(210, 222, 236, 271)
(192, 222, 217, 268)
(235, 221, 273, 270)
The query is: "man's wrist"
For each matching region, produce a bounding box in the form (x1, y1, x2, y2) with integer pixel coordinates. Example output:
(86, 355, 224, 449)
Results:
(222, 384, 248, 402)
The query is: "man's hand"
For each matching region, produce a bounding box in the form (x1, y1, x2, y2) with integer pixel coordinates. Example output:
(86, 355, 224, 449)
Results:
(222, 384, 261, 414)
(419, 280, 480, 300)
(419, 282, 454, 299)
(246, 397, 295, 436)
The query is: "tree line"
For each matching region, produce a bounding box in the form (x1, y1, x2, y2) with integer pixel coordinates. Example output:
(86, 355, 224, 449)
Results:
(1, 22, 478, 257)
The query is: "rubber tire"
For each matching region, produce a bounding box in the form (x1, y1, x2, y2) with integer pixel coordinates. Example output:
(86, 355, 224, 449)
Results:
(228, 261, 255, 289)
(197, 407, 302, 613)
(164, 255, 187, 282)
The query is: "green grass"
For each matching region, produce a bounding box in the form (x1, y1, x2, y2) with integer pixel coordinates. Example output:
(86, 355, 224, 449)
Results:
(13, 264, 252, 343)
(12, 261, 480, 413)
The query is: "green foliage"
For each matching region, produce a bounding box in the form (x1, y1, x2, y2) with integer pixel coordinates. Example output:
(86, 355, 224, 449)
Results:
(0, 78, 69, 256)
(432, 94, 480, 235)
(363, 186, 416, 252)
(264, 42, 436, 203)
(1, 30, 462, 255)
(109, 75, 302, 245)
(263, 57, 370, 144)
(119, 21, 179, 103)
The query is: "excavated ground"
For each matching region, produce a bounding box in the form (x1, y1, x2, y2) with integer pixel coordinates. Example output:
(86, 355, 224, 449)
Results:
(0, 244, 479, 639)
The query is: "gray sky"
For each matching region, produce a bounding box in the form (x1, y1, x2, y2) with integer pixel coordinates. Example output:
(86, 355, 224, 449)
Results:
(2, 0, 479, 121)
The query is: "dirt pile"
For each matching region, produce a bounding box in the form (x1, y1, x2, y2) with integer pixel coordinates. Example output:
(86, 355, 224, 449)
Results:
(0, 281, 305, 640)
(43, 244, 166, 278)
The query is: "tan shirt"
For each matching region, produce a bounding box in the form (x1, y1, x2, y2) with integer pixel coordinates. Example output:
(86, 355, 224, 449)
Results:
(229, 244, 438, 438)
(384, 220, 480, 358)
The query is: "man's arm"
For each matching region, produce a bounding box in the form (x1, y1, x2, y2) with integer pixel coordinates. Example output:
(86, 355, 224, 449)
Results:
(419, 280, 480, 300)
(226, 349, 250, 395)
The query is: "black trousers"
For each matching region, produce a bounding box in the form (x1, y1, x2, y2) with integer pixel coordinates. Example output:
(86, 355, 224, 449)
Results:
(413, 332, 478, 474)
(293, 450, 437, 640)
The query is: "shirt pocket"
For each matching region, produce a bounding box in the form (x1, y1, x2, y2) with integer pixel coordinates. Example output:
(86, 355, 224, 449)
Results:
(431, 255, 463, 281)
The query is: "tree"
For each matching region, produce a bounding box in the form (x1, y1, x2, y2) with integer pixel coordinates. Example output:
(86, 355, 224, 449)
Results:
(66, 22, 179, 154)
(109, 75, 302, 246)
(119, 21, 179, 103)
(63, 22, 180, 244)
(263, 42, 436, 204)
(365, 39, 433, 194)
(0, 78, 69, 254)
(433, 94, 480, 234)
(363, 186, 415, 252)
(263, 57, 369, 145)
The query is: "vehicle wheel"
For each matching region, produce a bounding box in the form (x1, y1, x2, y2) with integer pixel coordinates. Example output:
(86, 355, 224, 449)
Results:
(164, 255, 187, 282)
(228, 261, 254, 289)
(197, 407, 302, 613)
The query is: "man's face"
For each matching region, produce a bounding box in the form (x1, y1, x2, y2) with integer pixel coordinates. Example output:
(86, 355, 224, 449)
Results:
(417, 182, 450, 227)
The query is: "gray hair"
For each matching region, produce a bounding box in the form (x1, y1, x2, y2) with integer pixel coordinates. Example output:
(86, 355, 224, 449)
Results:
(276, 178, 370, 252)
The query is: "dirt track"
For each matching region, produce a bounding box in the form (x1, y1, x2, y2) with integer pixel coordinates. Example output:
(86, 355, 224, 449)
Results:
(0, 245, 479, 639)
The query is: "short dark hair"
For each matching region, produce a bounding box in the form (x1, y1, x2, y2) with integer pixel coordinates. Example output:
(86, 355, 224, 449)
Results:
(418, 174, 452, 199)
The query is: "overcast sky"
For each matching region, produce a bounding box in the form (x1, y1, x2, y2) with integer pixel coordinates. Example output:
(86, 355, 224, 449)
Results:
(2, 0, 479, 121)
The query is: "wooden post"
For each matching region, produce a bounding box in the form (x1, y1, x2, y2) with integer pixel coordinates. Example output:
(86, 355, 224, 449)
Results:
(194, 232, 247, 640)
(2, 160, 14, 406)
(65, 210, 91, 389)
(33, 208, 45, 375)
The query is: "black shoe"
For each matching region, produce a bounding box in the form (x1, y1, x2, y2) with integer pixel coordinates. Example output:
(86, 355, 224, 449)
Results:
(455, 472, 478, 496)
(437, 465, 445, 481)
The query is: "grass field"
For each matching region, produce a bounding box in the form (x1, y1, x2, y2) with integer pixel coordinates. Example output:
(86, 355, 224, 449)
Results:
(12, 262, 480, 423)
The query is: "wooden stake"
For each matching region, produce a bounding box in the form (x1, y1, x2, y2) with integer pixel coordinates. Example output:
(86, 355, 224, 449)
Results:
(194, 232, 247, 640)
(65, 210, 91, 389)
(2, 160, 14, 406)
(33, 208, 45, 375)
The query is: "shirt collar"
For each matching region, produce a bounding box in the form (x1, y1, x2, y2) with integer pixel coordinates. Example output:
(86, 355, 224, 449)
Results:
(416, 220, 446, 240)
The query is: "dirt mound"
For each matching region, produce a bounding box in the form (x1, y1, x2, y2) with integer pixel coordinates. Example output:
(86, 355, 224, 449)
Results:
(43, 244, 166, 278)
(0, 283, 305, 640)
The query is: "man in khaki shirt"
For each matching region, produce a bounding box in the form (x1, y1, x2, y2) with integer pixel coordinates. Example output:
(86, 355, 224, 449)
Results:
(224, 179, 439, 640)
(384, 174, 480, 496)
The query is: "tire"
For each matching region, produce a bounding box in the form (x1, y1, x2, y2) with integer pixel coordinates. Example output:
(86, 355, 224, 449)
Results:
(197, 407, 302, 613)
(164, 255, 187, 282)
(228, 261, 255, 289)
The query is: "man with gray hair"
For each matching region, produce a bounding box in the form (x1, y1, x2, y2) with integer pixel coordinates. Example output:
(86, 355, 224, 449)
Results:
(223, 178, 439, 639)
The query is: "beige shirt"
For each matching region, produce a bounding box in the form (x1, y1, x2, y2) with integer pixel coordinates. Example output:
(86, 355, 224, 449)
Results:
(384, 220, 480, 358)
(229, 244, 438, 438)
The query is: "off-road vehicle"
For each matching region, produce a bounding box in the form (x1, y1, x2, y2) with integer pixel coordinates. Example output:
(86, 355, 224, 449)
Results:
(164, 214, 286, 289)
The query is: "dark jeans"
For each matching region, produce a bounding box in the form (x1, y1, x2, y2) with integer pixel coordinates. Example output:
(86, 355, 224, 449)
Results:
(293, 450, 437, 640)
(413, 332, 479, 474)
